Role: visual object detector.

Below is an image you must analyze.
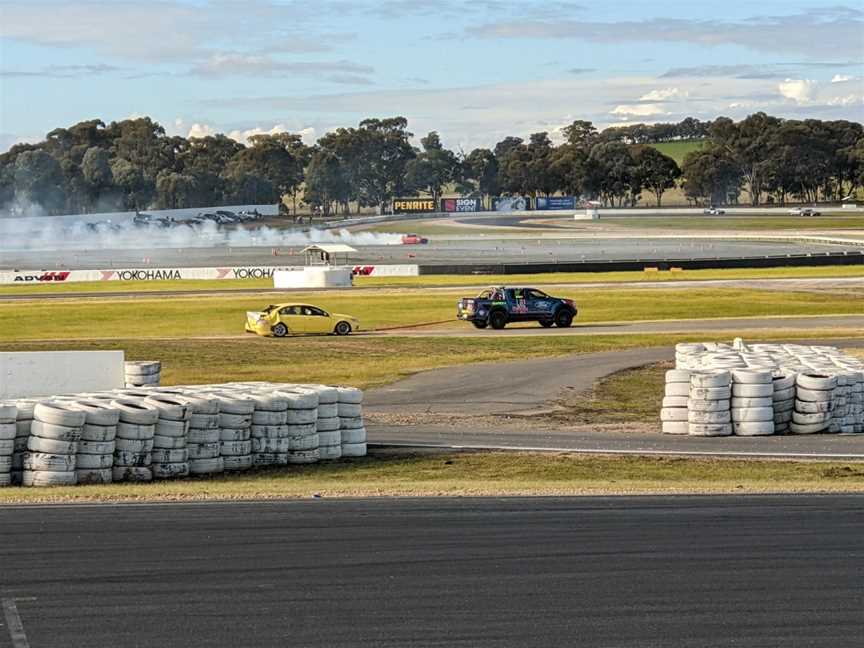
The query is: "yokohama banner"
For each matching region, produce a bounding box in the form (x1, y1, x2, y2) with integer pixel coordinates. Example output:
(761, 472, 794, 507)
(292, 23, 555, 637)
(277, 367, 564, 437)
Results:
(0, 265, 302, 284)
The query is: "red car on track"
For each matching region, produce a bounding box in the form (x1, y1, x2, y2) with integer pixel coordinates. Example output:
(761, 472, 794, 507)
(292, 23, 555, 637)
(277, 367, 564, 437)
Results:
(401, 234, 428, 245)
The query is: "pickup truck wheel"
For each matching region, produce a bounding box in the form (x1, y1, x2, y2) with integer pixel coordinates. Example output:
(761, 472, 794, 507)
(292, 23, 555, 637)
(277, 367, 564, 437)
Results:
(539, 319, 554, 328)
(472, 321, 488, 329)
(489, 311, 508, 330)
(272, 323, 289, 337)
(554, 309, 573, 328)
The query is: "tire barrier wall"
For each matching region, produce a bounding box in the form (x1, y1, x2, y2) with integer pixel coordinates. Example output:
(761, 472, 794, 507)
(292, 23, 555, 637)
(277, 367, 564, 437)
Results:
(663, 339, 864, 437)
(0, 381, 365, 487)
(419, 251, 864, 275)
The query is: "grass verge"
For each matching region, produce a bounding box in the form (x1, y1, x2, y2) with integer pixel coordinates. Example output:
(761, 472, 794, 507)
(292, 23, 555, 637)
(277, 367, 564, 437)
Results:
(1, 450, 863, 503)
(553, 362, 669, 424)
(2, 287, 863, 340)
(2, 333, 861, 389)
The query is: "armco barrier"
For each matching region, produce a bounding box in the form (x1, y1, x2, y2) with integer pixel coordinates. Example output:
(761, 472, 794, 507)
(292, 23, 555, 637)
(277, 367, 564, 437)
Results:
(417, 251, 864, 275)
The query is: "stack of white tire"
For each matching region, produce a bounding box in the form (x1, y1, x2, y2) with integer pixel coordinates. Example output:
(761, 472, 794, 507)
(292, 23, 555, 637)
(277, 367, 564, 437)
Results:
(306, 385, 341, 459)
(730, 369, 774, 436)
(212, 391, 254, 472)
(660, 369, 690, 435)
(772, 371, 796, 434)
(69, 400, 119, 484)
(146, 395, 191, 479)
(338, 387, 367, 456)
(791, 374, 836, 435)
(850, 372, 864, 433)
(125, 361, 161, 388)
(688, 371, 732, 437)
(10, 400, 37, 485)
(0, 403, 16, 486)
(247, 392, 290, 467)
(112, 399, 159, 482)
(280, 389, 320, 464)
(184, 393, 224, 476)
(22, 402, 86, 487)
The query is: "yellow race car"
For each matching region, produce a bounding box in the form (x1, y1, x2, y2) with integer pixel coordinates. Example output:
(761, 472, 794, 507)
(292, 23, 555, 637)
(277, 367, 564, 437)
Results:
(245, 303, 360, 337)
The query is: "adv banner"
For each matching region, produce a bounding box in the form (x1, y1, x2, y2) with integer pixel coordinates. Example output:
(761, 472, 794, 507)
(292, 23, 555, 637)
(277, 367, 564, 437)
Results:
(441, 198, 482, 213)
(536, 196, 576, 210)
(492, 196, 529, 212)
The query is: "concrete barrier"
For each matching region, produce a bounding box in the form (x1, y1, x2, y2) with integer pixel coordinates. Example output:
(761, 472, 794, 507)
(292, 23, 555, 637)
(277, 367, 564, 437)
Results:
(0, 351, 125, 399)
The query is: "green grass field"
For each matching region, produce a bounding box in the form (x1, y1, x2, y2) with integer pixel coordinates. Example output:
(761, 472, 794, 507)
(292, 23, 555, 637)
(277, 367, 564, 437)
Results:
(1, 264, 862, 296)
(1, 287, 863, 341)
(1, 450, 862, 503)
(649, 140, 705, 165)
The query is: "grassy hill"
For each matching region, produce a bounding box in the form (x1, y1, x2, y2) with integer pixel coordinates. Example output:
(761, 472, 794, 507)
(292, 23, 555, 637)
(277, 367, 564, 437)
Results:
(649, 139, 705, 166)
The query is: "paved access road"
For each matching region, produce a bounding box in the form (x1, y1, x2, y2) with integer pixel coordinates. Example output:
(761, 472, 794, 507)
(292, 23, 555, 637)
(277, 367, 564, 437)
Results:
(1, 497, 861, 647)
(366, 341, 864, 458)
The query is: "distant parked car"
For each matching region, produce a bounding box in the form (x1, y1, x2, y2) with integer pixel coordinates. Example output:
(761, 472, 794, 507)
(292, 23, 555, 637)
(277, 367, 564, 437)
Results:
(401, 234, 428, 245)
(703, 207, 725, 215)
(788, 207, 821, 216)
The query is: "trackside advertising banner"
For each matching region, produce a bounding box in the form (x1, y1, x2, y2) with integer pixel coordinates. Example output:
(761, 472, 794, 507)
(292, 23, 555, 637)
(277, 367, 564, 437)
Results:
(492, 196, 529, 211)
(0, 266, 302, 284)
(393, 198, 437, 213)
(536, 196, 577, 210)
(350, 264, 420, 277)
(441, 198, 482, 212)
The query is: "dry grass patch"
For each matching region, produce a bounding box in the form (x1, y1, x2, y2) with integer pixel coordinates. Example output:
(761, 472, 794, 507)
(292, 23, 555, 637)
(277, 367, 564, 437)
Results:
(1, 451, 863, 504)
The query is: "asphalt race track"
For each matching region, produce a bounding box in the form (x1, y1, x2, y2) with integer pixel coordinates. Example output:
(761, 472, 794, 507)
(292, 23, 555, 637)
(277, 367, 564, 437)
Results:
(1, 497, 862, 647)
(1, 237, 857, 270)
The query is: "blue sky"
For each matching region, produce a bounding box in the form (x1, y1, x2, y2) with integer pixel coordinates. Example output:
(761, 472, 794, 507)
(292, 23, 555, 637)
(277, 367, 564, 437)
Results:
(1, 0, 862, 152)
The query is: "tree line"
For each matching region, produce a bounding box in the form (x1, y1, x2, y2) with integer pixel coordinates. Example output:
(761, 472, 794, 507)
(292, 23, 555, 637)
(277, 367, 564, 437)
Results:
(1, 113, 861, 216)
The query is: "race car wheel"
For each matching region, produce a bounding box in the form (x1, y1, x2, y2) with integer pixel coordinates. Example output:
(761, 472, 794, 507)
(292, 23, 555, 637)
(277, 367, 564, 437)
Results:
(489, 311, 507, 330)
(472, 321, 488, 329)
(335, 321, 352, 336)
(272, 323, 289, 337)
(539, 319, 554, 328)
(554, 309, 573, 328)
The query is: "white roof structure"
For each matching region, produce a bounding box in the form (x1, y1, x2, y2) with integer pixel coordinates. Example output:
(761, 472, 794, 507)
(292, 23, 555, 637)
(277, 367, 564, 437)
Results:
(301, 244, 357, 254)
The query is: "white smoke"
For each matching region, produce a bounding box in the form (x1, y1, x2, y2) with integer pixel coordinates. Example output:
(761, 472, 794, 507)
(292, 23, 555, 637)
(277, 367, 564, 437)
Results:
(0, 217, 403, 252)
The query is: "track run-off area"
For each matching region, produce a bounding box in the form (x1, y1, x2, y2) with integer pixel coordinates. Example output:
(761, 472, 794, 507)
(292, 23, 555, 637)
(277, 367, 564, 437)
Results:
(1, 496, 862, 647)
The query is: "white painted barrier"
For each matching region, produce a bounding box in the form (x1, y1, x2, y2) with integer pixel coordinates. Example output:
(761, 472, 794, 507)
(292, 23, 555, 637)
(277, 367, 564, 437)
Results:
(273, 267, 353, 288)
(0, 351, 125, 399)
(0, 265, 302, 285)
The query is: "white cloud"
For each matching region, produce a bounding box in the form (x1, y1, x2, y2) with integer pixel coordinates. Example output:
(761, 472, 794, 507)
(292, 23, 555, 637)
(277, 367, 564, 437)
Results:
(639, 87, 689, 101)
(831, 74, 853, 83)
(826, 94, 862, 107)
(778, 78, 816, 104)
(188, 53, 374, 83)
(186, 123, 218, 139)
(180, 122, 318, 146)
(610, 104, 668, 118)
